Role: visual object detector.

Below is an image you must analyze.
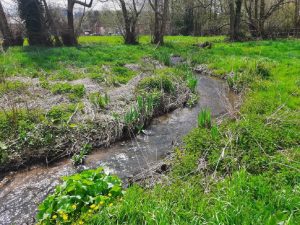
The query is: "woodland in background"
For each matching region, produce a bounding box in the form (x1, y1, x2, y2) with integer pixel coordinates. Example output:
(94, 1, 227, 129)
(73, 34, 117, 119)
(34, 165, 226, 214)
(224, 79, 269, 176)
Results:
(0, 0, 300, 47)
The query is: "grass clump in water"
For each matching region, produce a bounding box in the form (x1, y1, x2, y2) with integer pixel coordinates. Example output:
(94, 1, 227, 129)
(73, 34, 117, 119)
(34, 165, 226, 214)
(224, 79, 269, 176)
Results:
(198, 108, 212, 129)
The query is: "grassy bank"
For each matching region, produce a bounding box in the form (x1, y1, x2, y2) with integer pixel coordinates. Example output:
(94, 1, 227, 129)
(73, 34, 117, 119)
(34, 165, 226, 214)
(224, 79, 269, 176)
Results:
(1, 36, 210, 171)
(85, 39, 300, 224)
(2, 36, 299, 224)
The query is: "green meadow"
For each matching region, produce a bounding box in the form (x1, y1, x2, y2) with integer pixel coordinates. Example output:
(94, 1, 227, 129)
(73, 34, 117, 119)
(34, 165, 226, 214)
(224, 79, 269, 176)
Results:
(1, 36, 299, 224)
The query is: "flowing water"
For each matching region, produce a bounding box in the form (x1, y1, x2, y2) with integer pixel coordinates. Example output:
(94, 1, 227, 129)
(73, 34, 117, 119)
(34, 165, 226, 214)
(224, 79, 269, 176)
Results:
(0, 75, 237, 225)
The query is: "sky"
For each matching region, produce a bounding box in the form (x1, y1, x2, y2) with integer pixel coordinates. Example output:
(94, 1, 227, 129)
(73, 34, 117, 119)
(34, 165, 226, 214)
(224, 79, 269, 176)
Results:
(1, 0, 117, 12)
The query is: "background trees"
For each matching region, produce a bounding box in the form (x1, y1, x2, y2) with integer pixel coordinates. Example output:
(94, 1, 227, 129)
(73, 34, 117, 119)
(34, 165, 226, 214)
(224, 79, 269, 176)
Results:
(0, 0, 299, 48)
(0, 0, 14, 47)
(17, 0, 52, 46)
(65, 0, 94, 46)
(148, 0, 169, 44)
(229, 0, 243, 41)
(118, 0, 145, 44)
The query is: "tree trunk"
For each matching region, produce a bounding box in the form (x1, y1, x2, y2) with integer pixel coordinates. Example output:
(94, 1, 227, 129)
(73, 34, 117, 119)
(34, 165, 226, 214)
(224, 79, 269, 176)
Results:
(0, 0, 15, 47)
(229, 0, 235, 40)
(160, 0, 169, 44)
(151, 0, 169, 45)
(65, 0, 77, 46)
(119, 0, 138, 45)
(41, 0, 62, 46)
(152, 0, 160, 44)
(18, 0, 52, 46)
(258, 0, 265, 38)
(234, 0, 242, 40)
(229, 0, 242, 41)
(295, 0, 300, 29)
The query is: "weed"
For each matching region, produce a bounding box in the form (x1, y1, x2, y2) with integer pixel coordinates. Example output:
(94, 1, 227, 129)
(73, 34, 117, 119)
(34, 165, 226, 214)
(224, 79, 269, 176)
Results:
(153, 50, 171, 66)
(71, 143, 92, 166)
(198, 108, 212, 129)
(46, 103, 81, 124)
(112, 66, 135, 84)
(124, 93, 158, 132)
(186, 93, 199, 108)
(89, 92, 110, 109)
(50, 83, 85, 99)
(0, 80, 28, 96)
(186, 75, 198, 93)
(36, 168, 123, 224)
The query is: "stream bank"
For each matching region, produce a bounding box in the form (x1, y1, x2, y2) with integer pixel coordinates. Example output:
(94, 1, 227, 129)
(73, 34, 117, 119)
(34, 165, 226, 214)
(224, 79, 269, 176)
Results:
(0, 75, 238, 225)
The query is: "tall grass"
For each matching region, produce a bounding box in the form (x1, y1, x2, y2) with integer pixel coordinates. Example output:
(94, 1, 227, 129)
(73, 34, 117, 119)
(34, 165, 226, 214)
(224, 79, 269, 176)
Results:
(198, 108, 212, 128)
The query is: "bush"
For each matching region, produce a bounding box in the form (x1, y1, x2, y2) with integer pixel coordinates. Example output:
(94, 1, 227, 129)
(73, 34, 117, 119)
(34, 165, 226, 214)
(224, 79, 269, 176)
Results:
(36, 168, 123, 225)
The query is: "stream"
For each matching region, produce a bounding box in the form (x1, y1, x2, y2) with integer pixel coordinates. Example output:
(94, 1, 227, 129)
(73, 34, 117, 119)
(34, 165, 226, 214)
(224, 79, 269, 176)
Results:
(0, 75, 237, 225)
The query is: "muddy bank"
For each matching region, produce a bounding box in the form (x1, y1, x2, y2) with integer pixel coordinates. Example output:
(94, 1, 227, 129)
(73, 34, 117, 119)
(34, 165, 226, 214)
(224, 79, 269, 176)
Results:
(0, 75, 238, 225)
(0, 68, 190, 173)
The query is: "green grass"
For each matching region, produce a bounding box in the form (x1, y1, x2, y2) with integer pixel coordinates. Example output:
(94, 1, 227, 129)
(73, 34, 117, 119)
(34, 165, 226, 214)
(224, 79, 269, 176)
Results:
(0, 80, 28, 96)
(50, 82, 85, 100)
(0, 36, 223, 84)
(1, 36, 299, 224)
(85, 37, 300, 224)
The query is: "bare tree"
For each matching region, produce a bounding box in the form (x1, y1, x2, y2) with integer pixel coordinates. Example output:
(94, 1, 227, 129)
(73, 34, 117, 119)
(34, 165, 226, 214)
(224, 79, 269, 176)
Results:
(245, 0, 288, 38)
(64, 0, 94, 46)
(148, 0, 169, 45)
(0, 0, 15, 47)
(118, 0, 145, 44)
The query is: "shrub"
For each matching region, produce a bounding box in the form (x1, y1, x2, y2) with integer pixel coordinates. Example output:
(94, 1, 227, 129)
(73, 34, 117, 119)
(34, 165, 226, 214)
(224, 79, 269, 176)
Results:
(124, 93, 159, 132)
(89, 73, 104, 83)
(227, 71, 254, 93)
(0, 108, 42, 140)
(186, 93, 199, 108)
(36, 168, 123, 225)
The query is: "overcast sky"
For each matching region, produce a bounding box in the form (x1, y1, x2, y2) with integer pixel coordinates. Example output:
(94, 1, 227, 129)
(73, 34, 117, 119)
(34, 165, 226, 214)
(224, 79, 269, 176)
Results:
(1, 0, 117, 12)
